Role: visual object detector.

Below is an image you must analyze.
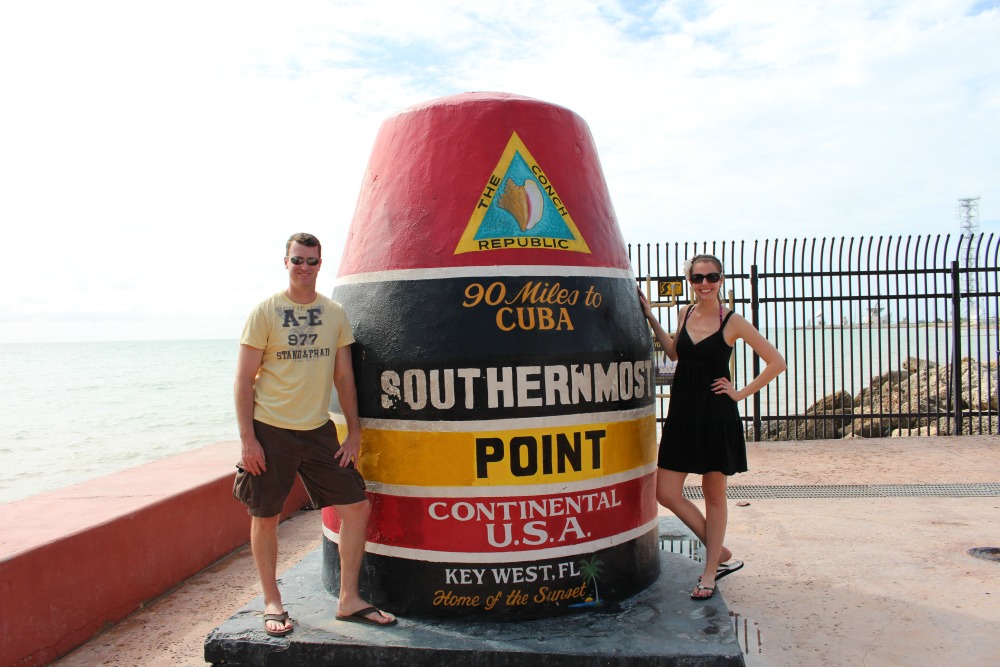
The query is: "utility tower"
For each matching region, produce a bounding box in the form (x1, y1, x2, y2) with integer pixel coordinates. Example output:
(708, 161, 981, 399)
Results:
(957, 197, 981, 321)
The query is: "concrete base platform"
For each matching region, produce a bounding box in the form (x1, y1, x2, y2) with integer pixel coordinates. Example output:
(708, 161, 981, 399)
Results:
(205, 519, 743, 666)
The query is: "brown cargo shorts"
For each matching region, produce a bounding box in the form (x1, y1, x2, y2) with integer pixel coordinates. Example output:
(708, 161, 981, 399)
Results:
(233, 419, 367, 517)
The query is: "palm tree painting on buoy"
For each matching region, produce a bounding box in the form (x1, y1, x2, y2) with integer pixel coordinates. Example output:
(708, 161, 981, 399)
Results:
(570, 557, 605, 608)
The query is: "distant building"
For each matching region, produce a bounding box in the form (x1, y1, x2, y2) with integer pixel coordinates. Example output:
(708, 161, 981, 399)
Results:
(865, 305, 888, 325)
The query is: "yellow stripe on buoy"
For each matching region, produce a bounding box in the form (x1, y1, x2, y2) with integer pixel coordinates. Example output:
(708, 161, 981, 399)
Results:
(348, 414, 656, 487)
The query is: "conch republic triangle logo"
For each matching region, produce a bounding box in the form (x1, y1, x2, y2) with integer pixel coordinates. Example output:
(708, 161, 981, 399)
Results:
(455, 132, 591, 254)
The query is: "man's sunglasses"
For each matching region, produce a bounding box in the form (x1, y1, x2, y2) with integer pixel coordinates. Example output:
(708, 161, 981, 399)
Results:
(690, 272, 722, 284)
(287, 256, 320, 266)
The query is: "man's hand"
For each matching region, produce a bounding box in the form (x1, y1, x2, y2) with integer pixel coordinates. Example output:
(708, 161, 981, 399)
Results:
(335, 430, 361, 468)
(240, 436, 267, 476)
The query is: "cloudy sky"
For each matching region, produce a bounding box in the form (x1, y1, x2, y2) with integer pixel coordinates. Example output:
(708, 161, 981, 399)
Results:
(1, 0, 997, 343)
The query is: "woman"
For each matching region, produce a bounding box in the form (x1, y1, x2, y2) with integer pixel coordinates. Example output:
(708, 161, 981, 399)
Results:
(639, 253, 785, 600)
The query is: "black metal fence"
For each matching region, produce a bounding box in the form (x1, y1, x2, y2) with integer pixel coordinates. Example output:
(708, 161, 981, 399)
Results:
(629, 234, 1000, 440)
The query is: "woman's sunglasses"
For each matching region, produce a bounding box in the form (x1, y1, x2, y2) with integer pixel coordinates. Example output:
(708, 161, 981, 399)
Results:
(690, 272, 722, 284)
(287, 256, 320, 266)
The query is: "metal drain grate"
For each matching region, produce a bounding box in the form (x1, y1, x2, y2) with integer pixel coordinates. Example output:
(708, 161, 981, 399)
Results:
(682, 482, 1000, 500)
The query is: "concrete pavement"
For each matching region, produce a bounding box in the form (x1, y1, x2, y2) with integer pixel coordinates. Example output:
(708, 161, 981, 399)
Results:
(51, 435, 1000, 666)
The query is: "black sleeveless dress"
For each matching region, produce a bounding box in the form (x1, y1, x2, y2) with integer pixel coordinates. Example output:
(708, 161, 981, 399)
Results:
(658, 309, 748, 475)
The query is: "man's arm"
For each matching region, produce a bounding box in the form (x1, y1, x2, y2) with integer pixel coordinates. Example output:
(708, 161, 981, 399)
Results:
(235, 343, 267, 475)
(332, 344, 362, 467)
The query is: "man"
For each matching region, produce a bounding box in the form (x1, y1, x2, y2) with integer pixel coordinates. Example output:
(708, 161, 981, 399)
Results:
(233, 232, 396, 636)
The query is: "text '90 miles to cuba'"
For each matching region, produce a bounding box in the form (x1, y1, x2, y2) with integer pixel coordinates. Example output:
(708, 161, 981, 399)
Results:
(463, 280, 602, 332)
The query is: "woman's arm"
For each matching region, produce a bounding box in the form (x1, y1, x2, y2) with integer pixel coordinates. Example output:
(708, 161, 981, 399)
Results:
(714, 314, 786, 401)
(638, 287, 681, 361)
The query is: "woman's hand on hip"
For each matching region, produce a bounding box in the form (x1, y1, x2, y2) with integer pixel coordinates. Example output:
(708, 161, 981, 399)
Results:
(711, 377, 742, 401)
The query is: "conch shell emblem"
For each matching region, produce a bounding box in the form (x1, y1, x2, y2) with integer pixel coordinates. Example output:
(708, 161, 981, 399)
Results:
(498, 178, 544, 231)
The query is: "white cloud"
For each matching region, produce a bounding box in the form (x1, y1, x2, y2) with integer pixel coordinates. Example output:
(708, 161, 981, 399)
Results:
(1, 0, 997, 342)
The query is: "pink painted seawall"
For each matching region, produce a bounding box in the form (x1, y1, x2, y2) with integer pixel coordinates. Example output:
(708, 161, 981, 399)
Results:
(0, 441, 308, 667)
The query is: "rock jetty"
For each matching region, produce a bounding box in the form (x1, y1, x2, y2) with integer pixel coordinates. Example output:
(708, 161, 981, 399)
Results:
(762, 357, 998, 440)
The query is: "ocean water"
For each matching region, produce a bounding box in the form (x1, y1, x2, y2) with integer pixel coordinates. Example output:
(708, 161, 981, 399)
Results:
(0, 339, 240, 504)
(2, 328, 995, 505)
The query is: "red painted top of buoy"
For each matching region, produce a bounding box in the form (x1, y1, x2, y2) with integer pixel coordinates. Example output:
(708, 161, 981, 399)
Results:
(338, 92, 629, 276)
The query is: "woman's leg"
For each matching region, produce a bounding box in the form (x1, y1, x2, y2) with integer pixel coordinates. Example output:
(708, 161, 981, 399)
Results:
(656, 468, 733, 565)
(694, 471, 729, 596)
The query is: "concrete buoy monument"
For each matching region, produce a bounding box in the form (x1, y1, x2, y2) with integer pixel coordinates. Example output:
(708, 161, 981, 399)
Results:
(325, 92, 658, 618)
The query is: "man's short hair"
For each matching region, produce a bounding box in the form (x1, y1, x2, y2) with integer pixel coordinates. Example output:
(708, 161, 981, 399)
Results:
(286, 233, 321, 257)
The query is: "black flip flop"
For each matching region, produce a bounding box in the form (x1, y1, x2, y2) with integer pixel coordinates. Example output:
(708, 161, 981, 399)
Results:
(690, 582, 716, 600)
(716, 560, 745, 581)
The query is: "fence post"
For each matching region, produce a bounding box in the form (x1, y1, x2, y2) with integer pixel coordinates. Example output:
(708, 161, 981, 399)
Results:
(951, 260, 963, 435)
(751, 263, 761, 441)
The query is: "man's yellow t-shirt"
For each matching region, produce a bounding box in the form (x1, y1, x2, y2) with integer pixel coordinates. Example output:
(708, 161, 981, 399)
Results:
(240, 292, 355, 430)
